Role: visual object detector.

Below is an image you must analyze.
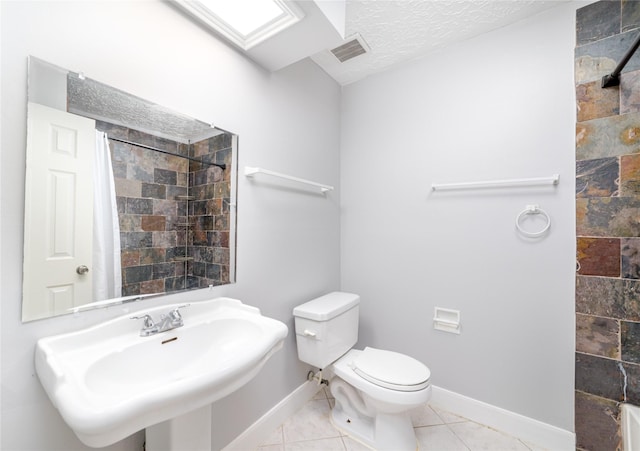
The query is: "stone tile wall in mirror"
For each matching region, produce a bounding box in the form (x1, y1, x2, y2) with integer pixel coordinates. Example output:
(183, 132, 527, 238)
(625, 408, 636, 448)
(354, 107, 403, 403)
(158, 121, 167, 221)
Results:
(22, 57, 237, 322)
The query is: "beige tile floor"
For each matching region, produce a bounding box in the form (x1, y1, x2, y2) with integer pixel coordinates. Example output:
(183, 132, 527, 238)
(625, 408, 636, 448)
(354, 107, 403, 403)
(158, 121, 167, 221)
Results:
(256, 387, 546, 451)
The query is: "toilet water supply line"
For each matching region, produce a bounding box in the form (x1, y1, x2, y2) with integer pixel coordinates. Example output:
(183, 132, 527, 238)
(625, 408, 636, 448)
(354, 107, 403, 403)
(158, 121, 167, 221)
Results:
(307, 370, 329, 386)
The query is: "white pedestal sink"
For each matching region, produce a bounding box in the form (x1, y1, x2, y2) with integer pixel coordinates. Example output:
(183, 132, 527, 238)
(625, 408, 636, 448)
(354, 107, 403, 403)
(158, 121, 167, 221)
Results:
(146, 405, 212, 451)
(35, 297, 288, 449)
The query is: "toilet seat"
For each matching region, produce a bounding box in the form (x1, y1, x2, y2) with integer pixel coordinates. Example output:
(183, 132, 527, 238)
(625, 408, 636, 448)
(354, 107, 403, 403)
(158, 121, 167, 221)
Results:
(352, 347, 430, 392)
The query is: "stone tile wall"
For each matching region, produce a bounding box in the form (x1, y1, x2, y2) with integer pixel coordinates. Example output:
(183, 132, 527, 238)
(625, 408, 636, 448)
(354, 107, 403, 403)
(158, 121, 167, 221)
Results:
(575, 1, 640, 449)
(99, 122, 233, 297)
(98, 122, 190, 296)
(186, 133, 232, 289)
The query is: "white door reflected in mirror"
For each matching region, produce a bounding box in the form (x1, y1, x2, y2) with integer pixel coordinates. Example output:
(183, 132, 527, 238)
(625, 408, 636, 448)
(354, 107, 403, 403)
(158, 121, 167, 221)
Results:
(23, 102, 95, 319)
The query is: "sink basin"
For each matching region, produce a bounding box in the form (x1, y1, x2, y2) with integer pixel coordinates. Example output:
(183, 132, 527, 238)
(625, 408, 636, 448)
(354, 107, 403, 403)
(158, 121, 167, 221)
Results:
(35, 297, 288, 448)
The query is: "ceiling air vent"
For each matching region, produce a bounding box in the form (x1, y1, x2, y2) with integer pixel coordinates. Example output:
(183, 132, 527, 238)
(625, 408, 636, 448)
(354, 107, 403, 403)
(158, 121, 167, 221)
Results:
(330, 34, 369, 63)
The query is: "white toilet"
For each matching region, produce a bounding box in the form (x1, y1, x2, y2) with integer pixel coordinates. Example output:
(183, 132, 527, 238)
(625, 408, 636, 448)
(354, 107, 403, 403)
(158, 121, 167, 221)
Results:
(293, 292, 431, 450)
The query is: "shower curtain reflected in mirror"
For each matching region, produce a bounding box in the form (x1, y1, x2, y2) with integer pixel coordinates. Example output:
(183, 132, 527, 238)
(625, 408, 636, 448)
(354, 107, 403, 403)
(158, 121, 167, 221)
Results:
(92, 131, 122, 300)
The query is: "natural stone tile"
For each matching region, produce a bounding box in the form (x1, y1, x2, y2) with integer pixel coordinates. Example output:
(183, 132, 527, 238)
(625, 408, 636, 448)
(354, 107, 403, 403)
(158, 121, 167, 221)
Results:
(139, 248, 166, 265)
(192, 229, 207, 247)
(194, 169, 208, 186)
(121, 250, 140, 268)
(576, 197, 640, 237)
(622, 362, 640, 404)
(576, 353, 624, 401)
(576, 0, 620, 46)
(204, 184, 217, 200)
(114, 178, 141, 198)
(116, 196, 126, 216)
(577, 314, 620, 359)
(122, 283, 140, 297)
(575, 390, 621, 451)
(139, 279, 164, 294)
(141, 182, 166, 200)
(215, 182, 230, 198)
(164, 277, 186, 292)
(193, 140, 209, 157)
(166, 185, 187, 200)
(129, 164, 154, 183)
(141, 215, 166, 232)
(126, 197, 153, 215)
(576, 112, 640, 161)
(189, 261, 207, 278)
(152, 262, 176, 279)
(110, 141, 133, 163)
(215, 215, 229, 230)
(194, 215, 214, 231)
(186, 276, 201, 289)
(576, 275, 640, 321)
(208, 199, 223, 216)
(622, 321, 640, 363)
(177, 171, 188, 187)
(153, 199, 176, 216)
(121, 232, 153, 250)
(211, 133, 232, 150)
(96, 120, 129, 140)
(621, 70, 640, 114)
(154, 168, 177, 186)
(124, 265, 153, 284)
(622, 0, 640, 32)
(220, 265, 230, 283)
(620, 153, 640, 196)
(152, 231, 177, 248)
(622, 238, 640, 278)
(166, 155, 188, 173)
(207, 166, 224, 184)
(576, 157, 619, 197)
(575, 30, 640, 84)
(175, 259, 186, 276)
(112, 161, 126, 179)
(208, 231, 229, 248)
(119, 215, 141, 233)
(213, 248, 230, 265)
(206, 263, 221, 281)
(577, 237, 621, 276)
(577, 80, 620, 121)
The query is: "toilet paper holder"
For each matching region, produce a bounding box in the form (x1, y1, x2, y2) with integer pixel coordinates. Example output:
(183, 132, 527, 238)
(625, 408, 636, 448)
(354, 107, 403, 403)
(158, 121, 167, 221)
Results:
(433, 307, 461, 334)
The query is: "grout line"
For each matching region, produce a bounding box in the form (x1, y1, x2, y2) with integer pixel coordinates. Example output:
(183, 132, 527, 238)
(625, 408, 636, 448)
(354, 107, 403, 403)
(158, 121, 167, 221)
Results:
(443, 423, 472, 451)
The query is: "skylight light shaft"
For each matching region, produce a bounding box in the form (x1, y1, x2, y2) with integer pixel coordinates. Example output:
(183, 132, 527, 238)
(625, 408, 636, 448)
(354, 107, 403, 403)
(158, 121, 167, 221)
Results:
(198, 0, 284, 36)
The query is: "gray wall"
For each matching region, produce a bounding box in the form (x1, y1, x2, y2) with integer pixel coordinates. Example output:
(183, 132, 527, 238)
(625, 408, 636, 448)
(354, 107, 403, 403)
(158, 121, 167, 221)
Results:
(0, 1, 340, 450)
(340, 2, 579, 432)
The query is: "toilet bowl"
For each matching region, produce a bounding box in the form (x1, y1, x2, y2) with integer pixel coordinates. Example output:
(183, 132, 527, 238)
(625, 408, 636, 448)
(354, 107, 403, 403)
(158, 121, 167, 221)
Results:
(293, 292, 432, 450)
(330, 348, 431, 450)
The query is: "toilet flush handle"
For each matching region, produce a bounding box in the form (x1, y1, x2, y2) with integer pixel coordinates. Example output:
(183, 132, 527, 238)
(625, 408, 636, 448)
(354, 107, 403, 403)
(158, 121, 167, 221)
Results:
(303, 329, 317, 338)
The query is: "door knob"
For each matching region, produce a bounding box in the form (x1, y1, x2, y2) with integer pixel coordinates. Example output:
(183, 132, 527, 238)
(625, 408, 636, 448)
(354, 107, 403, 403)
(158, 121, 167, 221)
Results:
(76, 265, 89, 275)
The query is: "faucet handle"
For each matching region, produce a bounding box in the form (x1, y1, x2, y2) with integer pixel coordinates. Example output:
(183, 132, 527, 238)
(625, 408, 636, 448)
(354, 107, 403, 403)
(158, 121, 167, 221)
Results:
(130, 314, 155, 328)
(169, 304, 190, 321)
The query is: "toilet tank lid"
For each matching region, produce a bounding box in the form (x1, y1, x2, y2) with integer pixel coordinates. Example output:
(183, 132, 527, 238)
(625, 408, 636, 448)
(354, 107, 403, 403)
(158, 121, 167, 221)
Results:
(293, 292, 360, 321)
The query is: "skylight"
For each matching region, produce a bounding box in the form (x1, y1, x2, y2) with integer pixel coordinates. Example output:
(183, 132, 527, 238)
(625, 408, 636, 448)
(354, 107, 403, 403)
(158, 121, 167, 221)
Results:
(174, 0, 304, 50)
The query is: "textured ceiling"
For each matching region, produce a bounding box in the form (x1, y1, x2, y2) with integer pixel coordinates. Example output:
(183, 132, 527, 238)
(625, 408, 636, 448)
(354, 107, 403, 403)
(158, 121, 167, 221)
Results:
(312, 0, 573, 85)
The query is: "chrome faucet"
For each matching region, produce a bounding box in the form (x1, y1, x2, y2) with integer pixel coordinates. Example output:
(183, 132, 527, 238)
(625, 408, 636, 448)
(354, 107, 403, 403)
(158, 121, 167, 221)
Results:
(130, 304, 190, 337)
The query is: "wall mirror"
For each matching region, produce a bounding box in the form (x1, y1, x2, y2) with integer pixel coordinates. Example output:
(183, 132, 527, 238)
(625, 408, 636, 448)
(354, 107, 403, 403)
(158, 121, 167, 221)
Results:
(22, 56, 237, 322)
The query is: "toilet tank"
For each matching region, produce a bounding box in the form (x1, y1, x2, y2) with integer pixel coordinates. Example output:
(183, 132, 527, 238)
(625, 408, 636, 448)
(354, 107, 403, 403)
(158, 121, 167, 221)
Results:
(293, 292, 360, 369)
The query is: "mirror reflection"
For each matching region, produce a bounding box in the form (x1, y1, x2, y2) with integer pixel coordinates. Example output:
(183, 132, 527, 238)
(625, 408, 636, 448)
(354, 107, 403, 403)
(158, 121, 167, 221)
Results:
(22, 57, 237, 322)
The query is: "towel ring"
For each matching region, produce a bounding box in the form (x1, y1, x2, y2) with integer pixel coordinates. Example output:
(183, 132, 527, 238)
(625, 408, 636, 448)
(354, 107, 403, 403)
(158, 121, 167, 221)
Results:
(515, 205, 551, 238)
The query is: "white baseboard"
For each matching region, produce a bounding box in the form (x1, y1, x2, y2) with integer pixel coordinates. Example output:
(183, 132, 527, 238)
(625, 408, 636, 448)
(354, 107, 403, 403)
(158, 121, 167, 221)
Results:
(430, 386, 575, 450)
(223, 382, 575, 451)
(223, 379, 323, 451)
